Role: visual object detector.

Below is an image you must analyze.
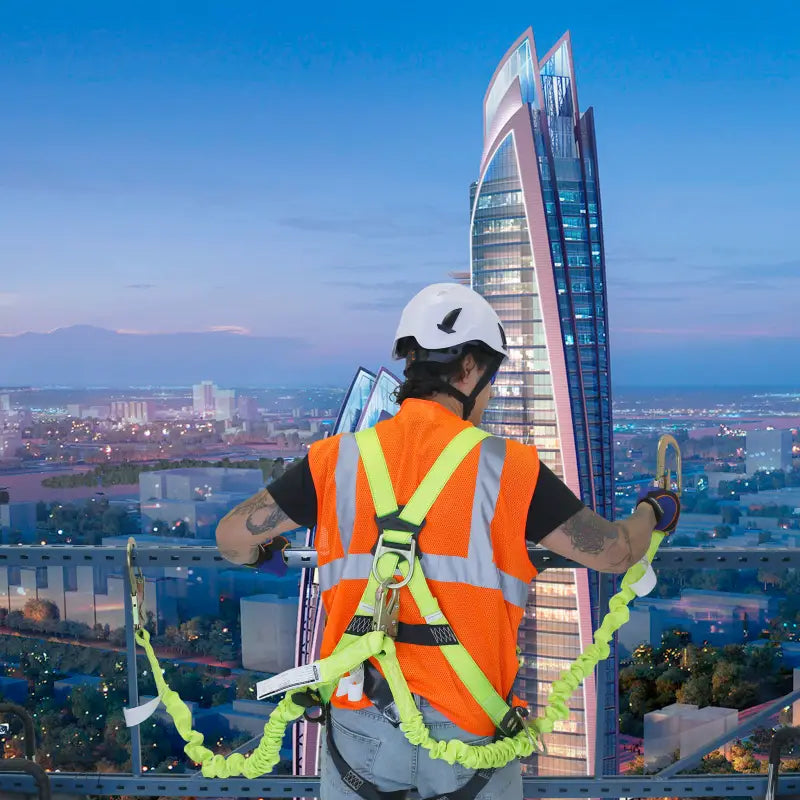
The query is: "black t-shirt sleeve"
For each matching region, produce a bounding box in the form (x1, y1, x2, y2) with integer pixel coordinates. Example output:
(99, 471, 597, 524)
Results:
(267, 456, 317, 529)
(525, 462, 585, 544)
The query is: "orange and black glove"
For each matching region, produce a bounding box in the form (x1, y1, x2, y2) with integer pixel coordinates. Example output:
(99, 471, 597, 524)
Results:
(637, 489, 680, 534)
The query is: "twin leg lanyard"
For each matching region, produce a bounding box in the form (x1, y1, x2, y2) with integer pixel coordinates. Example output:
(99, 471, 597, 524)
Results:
(125, 426, 673, 784)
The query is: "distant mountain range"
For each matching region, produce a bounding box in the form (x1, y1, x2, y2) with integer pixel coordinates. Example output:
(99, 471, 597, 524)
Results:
(0, 325, 795, 388)
(0, 325, 356, 386)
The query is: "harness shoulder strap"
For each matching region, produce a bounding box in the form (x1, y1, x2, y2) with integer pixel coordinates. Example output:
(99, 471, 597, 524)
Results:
(350, 424, 519, 734)
(355, 424, 490, 523)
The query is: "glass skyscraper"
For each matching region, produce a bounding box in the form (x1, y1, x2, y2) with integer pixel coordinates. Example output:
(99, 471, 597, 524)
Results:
(470, 29, 616, 776)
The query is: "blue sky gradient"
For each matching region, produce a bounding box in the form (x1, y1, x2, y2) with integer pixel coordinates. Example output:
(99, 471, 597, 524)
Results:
(1, 0, 798, 385)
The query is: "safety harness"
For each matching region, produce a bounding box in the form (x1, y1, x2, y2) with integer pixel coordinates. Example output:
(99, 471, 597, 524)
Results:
(125, 428, 671, 796)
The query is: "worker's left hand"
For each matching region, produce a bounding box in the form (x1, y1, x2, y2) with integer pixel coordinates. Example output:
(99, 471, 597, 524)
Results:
(249, 535, 290, 576)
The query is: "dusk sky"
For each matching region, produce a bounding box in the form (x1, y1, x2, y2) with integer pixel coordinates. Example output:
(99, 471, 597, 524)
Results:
(1, 0, 798, 386)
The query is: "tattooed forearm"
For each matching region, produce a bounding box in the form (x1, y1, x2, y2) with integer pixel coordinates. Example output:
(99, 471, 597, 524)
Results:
(222, 489, 290, 536)
(246, 501, 289, 535)
(607, 526, 634, 569)
(561, 508, 617, 555)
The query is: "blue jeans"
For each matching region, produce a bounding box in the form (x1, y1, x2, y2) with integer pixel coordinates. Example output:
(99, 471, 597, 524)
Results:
(320, 697, 523, 799)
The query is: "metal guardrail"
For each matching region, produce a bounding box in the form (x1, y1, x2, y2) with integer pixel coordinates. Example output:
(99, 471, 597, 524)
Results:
(1, 542, 799, 798)
(3, 543, 800, 570)
(2, 771, 798, 798)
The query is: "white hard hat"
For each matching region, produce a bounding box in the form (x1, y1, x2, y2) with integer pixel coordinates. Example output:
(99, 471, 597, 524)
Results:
(392, 283, 509, 362)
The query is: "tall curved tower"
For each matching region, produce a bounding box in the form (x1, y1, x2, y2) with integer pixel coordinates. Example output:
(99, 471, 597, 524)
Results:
(470, 29, 616, 776)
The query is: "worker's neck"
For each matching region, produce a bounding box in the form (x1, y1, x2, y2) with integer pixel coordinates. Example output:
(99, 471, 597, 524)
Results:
(428, 392, 465, 420)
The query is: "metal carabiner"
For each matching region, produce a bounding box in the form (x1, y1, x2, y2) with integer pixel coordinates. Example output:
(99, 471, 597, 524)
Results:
(656, 434, 682, 496)
(126, 537, 146, 630)
(372, 577, 400, 638)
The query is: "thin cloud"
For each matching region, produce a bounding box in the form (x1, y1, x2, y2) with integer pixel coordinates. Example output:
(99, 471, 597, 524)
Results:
(208, 325, 251, 335)
(615, 326, 797, 338)
(328, 263, 403, 273)
(351, 299, 406, 311)
(0, 293, 19, 306)
(125, 283, 156, 290)
(324, 278, 426, 292)
(607, 253, 680, 266)
(278, 213, 456, 240)
(323, 277, 427, 313)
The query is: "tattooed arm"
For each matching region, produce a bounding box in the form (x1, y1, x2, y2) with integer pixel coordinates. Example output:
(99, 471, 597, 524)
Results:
(215, 489, 303, 565)
(539, 504, 657, 573)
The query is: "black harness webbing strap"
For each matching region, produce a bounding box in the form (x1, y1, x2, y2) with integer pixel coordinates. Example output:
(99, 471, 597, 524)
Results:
(325, 723, 406, 800)
(326, 721, 496, 800)
(345, 616, 459, 646)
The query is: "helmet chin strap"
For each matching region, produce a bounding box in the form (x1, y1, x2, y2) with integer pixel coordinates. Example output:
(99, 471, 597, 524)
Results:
(438, 355, 504, 421)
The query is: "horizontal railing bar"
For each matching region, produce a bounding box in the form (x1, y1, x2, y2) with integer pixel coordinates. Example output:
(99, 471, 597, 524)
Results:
(1, 771, 798, 798)
(1, 544, 799, 570)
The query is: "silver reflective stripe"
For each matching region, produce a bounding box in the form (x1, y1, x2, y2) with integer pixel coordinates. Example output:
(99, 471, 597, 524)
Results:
(322, 431, 528, 609)
(472, 437, 529, 609)
(496, 569, 531, 610)
(322, 433, 361, 593)
(319, 553, 372, 588)
(419, 557, 528, 610)
(334, 433, 359, 555)
(469, 436, 506, 569)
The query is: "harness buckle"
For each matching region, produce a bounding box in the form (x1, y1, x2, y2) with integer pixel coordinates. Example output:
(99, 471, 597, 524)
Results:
(371, 507, 425, 589)
(372, 578, 400, 638)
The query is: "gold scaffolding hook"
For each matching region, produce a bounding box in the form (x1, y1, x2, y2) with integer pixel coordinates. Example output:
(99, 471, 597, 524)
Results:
(656, 435, 682, 497)
(127, 537, 145, 629)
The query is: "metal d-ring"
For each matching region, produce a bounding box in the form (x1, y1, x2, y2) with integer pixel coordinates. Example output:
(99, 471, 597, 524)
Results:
(371, 536, 415, 589)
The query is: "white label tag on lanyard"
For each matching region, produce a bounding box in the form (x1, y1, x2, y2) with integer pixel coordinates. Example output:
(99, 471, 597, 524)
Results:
(256, 663, 322, 700)
(124, 695, 163, 727)
(335, 664, 364, 702)
(629, 558, 657, 597)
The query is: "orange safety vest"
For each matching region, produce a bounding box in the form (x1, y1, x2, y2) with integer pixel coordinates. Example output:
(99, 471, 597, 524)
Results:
(308, 398, 539, 736)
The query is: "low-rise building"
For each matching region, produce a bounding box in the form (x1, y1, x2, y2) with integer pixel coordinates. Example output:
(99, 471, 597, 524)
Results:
(644, 703, 738, 770)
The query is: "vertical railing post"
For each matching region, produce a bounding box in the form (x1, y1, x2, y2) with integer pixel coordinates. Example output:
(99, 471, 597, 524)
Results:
(594, 573, 613, 778)
(123, 565, 143, 776)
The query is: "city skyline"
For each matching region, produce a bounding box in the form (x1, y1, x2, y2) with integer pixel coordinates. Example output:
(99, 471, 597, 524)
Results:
(1, 1, 798, 388)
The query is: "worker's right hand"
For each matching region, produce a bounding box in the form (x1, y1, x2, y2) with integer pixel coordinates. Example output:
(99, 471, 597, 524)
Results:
(637, 489, 680, 534)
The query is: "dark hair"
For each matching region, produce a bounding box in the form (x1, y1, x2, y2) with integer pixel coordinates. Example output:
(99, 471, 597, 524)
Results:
(393, 342, 496, 405)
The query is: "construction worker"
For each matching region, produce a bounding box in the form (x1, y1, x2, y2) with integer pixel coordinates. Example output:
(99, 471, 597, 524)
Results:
(216, 283, 680, 800)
